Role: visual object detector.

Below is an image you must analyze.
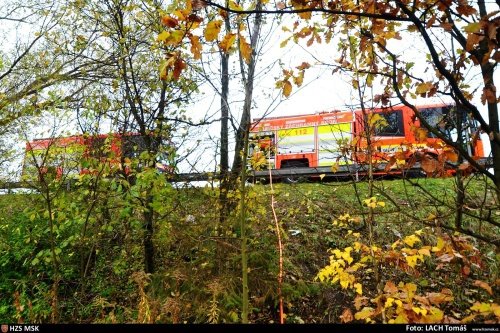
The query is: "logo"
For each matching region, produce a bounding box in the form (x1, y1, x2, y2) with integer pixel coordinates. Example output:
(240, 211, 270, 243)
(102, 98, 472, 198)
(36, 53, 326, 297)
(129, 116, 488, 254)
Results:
(1, 324, 8, 333)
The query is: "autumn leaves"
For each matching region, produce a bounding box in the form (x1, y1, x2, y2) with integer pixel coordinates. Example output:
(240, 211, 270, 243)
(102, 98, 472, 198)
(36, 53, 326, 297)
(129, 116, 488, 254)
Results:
(157, 1, 255, 81)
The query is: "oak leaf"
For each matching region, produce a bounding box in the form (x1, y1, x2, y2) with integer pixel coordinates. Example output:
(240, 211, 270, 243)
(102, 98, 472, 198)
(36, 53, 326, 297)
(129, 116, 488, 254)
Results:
(354, 307, 375, 321)
(239, 35, 252, 64)
(443, 150, 459, 163)
(219, 33, 237, 52)
(282, 80, 292, 97)
(204, 20, 222, 42)
(339, 308, 354, 323)
(173, 57, 186, 80)
(384, 281, 398, 294)
(421, 156, 439, 174)
(457, 4, 477, 16)
(189, 35, 202, 59)
(415, 82, 434, 95)
(161, 16, 178, 28)
(414, 127, 428, 142)
(228, 0, 243, 11)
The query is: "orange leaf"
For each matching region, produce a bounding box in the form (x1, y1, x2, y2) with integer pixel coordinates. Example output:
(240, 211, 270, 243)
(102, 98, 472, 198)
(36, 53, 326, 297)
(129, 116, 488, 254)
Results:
(219, 33, 236, 52)
(282, 80, 292, 97)
(298, 11, 312, 20)
(296, 62, 311, 70)
(354, 295, 369, 310)
(384, 156, 397, 172)
(339, 308, 354, 323)
(161, 16, 178, 28)
(384, 281, 398, 294)
(427, 290, 454, 306)
(473, 280, 493, 295)
(173, 57, 186, 80)
(457, 4, 477, 16)
(421, 156, 438, 174)
(189, 35, 202, 60)
(239, 35, 252, 64)
(444, 150, 459, 163)
(204, 20, 222, 42)
(293, 71, 304, 86)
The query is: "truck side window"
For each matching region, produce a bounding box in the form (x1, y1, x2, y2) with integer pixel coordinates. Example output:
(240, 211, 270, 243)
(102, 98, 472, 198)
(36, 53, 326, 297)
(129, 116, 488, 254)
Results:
(374, 110, 404, 136)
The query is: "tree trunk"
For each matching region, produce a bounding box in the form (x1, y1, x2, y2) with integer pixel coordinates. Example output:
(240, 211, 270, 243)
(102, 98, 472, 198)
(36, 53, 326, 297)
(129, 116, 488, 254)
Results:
(482, 62, 500, 197)
(219, 50, 230, 225)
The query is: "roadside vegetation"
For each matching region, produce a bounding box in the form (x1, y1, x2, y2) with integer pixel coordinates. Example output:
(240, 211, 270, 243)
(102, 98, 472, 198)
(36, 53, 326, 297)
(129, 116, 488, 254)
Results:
(1, 176, 498, 323)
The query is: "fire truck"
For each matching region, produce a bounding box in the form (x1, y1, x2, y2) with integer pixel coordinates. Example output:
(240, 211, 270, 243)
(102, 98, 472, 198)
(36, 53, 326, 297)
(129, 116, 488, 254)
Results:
(22, 133, 172, 182)
(249, 103, 485, 181)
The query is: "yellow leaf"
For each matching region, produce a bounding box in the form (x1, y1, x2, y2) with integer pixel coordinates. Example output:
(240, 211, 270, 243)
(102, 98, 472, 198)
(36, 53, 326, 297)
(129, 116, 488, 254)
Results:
(204, 20, 222, 42)
(464, 22, 481, 33)
(157, 31, 170, 42)
(173, 9, 188, 21)
(391, 239, 401, 250)
(341, 252, 353, 265)
(412, 306, 428, 316)
(161, 30, 184, 46)
(403, 234, 421, 248)
(319, 173, 325, 180)
(406, 255, 419, 268)
(414, 127, 428, 142)
(219, 33, 236, 52)
(470, 302, 491, 313)
(239, 35, 252, 64)
(280, 37, 290, 48)
(331, 163, 339, 173)
(368, 113, 387, 127)
(415, 82, 433, 95)
(228, 0, 243, 11)
(426, 307, 444, 323)
(432, 237, 445, 252)
(385, 297, 395, 308)
(377, 201, 385, 207)
(354, 283, 363, 295)
(418, 248, 431, 256)
(354, 307, 375, 321)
